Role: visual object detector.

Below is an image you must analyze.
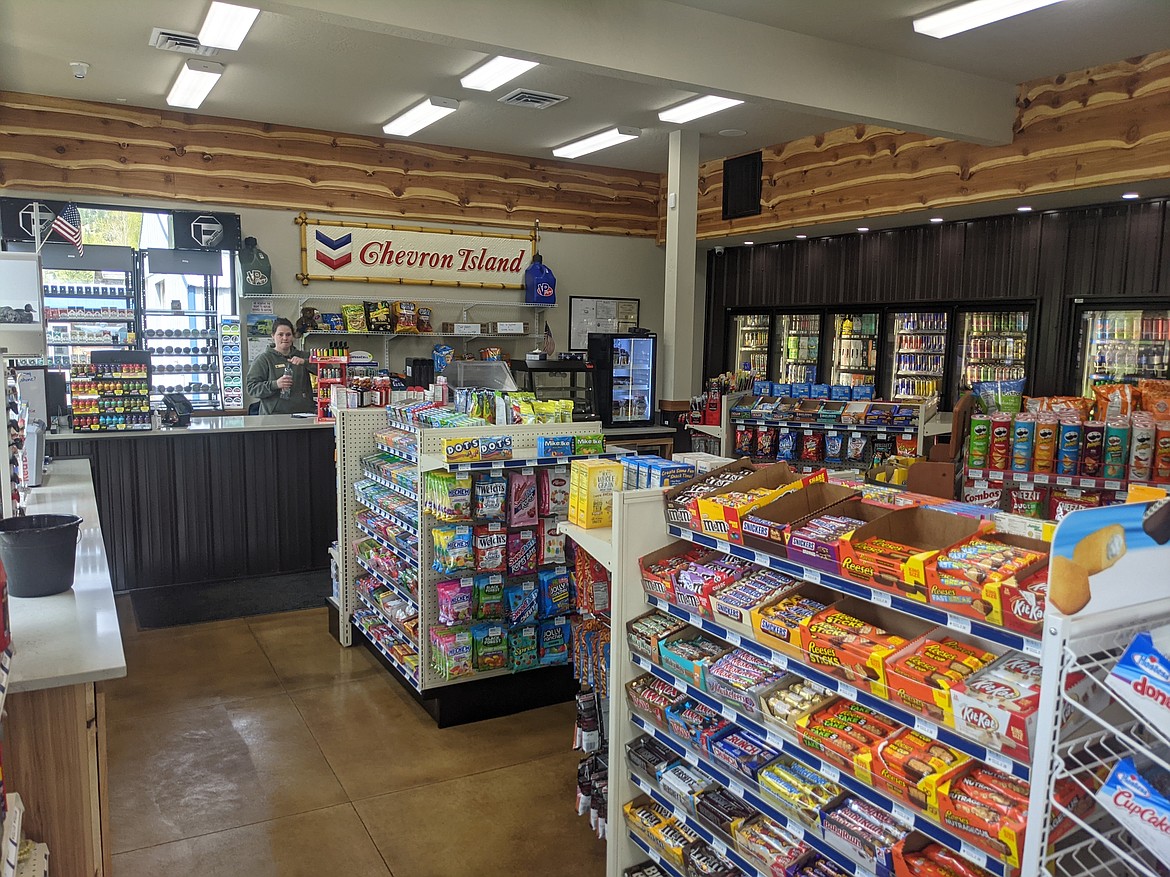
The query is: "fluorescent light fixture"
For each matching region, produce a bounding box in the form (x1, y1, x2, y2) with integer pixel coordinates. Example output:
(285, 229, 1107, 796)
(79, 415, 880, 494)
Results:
(913, 0, 1068, 38)
(930, 217, 945, 223)
(1122, 192, 1141, 200)
(553, 127, 640, 159)
(198, 2, 259, 51)
(383, 97, 459, 137)
(1017, 205, 1032, 212)
(857, 226, 870, 232)
(658, 95, 743, 124)
(795, 234, 807, 239)
(742, 241, 755, 246)
(460, 56, 538, 92)
(166, 59, 225, 109)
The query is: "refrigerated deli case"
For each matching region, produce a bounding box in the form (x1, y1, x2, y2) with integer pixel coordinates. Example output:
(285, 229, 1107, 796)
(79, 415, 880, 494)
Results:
(587, 331, 658, 428)
(1075, 306, 1170, 396)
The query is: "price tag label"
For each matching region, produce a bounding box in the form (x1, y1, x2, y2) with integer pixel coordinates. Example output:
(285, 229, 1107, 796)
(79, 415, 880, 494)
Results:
(985, 750, 1013, 772)
(1106, 480, 1122, 490)
(1080, 477, 1095, 488)
(1035, 473, 1049, 484)
(838, 683, 858, 701)
(772, 654, 789, 671)
(947, 613, 973, 634)
(765, 730, 786, 749)
(712, 839, 729, 857)
(1056, 475, 1072, 486)
(684, 748, 698, 766)
(820, 764, 841, 782)
(1013, 472, 1028, 482)
(959, 842, 989, 868)
(728, 780, 746, 798)
(871, 590, 893, 608)
(522, 467, 535, 476)
(1022, 638, 1043, 657)
(892, 802, 915, 824)
(721, 703, 737, 721)
(491, 462, 504, 471)
(974, 479, 989, 489)
(828, 431, 838, 437)
(724, 630, 742, 646)
(804, 569, 822, 585)
(914, 717, 939, 739)
(780, 428, 790, 435)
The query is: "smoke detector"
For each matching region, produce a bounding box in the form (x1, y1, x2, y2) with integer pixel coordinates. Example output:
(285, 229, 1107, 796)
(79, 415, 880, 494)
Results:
(69, 61, 90, 79)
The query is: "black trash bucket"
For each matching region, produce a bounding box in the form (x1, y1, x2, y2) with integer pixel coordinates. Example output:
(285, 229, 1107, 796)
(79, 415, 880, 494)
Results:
(0, 514, 83, 597)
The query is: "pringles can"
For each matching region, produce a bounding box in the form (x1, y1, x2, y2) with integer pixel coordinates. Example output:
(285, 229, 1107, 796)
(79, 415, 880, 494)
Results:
(989, 413, 1013, 471)
(1033, 414, 1058, 473)
(1130, 414, 1156, 483)
(1011, 415, 1036, 472)
(968, 414, 990, 468)
(1056, 420, 1083, 476)
(1155, 422, 1170, 483)
(1102, 418, 1131, 479)
(1081, 420, 1106, 477)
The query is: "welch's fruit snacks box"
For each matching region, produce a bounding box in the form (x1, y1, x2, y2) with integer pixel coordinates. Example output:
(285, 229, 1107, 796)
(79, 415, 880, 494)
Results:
(1108, 627, 1170, 730)
(1096, 757, 1170, 859)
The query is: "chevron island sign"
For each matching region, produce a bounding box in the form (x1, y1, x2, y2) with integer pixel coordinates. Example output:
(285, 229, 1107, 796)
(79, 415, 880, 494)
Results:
(294, 214, 535, 289)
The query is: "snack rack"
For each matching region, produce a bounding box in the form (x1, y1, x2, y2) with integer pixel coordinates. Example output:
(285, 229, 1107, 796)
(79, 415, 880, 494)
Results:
(334, 408, 631, 724)
(605, 488, 1059, 877)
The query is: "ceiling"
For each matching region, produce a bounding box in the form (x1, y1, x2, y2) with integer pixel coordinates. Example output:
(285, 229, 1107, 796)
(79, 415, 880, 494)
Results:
(1, 0, 1169, 178)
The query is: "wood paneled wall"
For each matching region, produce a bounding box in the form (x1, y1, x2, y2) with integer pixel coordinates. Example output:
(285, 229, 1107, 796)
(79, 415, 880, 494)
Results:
(688, 50, 1170, 241)
(0, 92, 661, 237)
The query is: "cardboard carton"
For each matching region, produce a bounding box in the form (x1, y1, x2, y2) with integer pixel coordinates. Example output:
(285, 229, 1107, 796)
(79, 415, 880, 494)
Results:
(784, 496, 895, 573)
(884, 628, 1005, 726)
(663, 459, 758, 531)
(741, 482, 860, 557)
(696, 463, 828, 543)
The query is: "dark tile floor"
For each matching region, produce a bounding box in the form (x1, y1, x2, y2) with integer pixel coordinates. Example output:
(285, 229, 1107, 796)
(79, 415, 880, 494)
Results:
(105, 601, 607, 876)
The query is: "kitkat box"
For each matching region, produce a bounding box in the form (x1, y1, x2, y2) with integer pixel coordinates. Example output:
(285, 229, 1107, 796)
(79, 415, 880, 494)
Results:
(836, 507, 986, 596)
(740, 482, 859, 558)
(785, 497, 894, 573)
(696, 463, 827, 544)
(664, 459, 757, 532)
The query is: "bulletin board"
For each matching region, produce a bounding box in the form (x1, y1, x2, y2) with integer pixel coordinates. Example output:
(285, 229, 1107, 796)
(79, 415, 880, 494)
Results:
(569, 295, 640, 350)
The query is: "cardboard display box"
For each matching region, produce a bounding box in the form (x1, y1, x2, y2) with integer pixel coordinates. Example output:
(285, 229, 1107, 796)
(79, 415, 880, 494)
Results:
(784, 496, 895, 573)
(696, 463, 828, 544)
(741, 481, 860, 558)
(883, 628, 1004, 726)
(750, 582, 840, 659)
(664, 459, 758, 531)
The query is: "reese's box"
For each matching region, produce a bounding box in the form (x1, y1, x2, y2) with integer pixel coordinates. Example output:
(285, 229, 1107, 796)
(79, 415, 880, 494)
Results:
(664, 459, 757, 531)
(696, 463, 828, 544)
(740, 482, 859, 557)
(836, 507, 986, 596)
(883, 630, 1003, 726)
(784, 496, 894, 573)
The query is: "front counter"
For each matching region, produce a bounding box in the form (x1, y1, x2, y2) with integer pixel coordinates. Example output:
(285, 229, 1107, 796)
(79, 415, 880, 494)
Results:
(46, 415, 336, 592)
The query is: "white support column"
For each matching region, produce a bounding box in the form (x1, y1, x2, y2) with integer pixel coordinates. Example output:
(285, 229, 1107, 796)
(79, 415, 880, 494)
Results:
(662, 128, 699, 405)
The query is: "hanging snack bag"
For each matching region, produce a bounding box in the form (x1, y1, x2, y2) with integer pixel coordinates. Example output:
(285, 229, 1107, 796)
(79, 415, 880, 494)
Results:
(417, 306, 434, 334)
(895, 434, 919, 457)
(508, 624, 539, 672)
(824, 432, 844, 465)
(473, 524, 508, 573)
(776, 431, 797, 462)
(539, 616, 571, 666)
(474, 474, 508, 521)
(341, 303, 368, 332)
(508, 471, 539, 527)
(508, 528, 539, 578)
(433, 344, 454, 375)
(436, 578, 473, 625)
(1093, 383, 1140, 419)
(392, 301, 419, 333)
(364, 300, 393, 332)
(432, 525, 474, 574)
(1049, 489, 1102, 521)
(800, 431, 823, 463)
(846, 433, 870, 466)
(471, 623, 508, 671)
(735, 425, 755, 457)
(539, 517, 567, 566)
(973, 378, 1025, 414)
(538, 566, 573, 617)
(504, 581, 539, 625)
(538, 467, 570, 517)
(1008, 487, 1046, 519)
(755, 427, 776, 461)
(473, 573, 505, 621)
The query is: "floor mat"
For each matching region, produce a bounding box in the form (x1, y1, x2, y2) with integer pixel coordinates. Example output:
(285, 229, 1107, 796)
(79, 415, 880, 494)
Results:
(129, 569, 331, 629)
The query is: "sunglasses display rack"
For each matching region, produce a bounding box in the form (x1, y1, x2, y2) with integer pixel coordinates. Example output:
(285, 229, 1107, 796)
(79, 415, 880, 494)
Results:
(139, 309, 223, 411)
(220, 316, 243, 410)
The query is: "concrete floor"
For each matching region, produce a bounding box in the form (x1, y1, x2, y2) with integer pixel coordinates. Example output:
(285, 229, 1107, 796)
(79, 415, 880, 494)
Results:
(104, 600, 607, 876)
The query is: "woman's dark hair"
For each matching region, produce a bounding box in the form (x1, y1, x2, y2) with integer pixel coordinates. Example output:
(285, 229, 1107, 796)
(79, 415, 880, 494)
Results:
(272, 317, 295, 335)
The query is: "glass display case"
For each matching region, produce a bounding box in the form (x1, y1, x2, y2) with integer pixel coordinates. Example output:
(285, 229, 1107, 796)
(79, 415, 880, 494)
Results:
(888, 311, 948, 401)
(511, 359, 596, 420)
(1076, 307, 1170, 395)
(954, 308, 1030, 397)
(829, 312, 879, 388)
(728, 313, 769, 374)
(771, 313, 821, 384)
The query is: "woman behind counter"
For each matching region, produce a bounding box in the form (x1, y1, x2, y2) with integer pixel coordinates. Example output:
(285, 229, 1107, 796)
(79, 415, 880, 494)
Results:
(247, 317, 317, 414)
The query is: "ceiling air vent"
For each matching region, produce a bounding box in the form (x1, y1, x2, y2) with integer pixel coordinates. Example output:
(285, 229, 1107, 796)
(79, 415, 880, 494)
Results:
(497, 89, 568, 110)
(148, 28, 220, 57)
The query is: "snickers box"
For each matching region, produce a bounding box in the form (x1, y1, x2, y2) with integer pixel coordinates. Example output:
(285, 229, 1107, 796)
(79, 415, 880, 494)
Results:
(785, 497, 894, 574)
(741, 482, 860, 558)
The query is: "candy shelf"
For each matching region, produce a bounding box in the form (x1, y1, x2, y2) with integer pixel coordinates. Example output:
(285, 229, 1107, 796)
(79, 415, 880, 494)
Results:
(642, 594, 1029, 778)
(45, 316, 134, 323)
(374, 440, 418, 464)
(355, 520, 418, 569)
(666, 525, 1041, 654)
(352, 610, 420, 688)
(355, 587, 419, 649)
(733, 420, 917, 439)
(354, 556, 418, 612)
(627, 833, 685, 877)
(353, 485, 419, 536)
(361, 468, 418, 503)
(417, 450, 631, 474)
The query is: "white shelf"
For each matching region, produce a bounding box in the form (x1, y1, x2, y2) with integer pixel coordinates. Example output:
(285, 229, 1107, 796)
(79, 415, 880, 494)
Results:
(557, 521, 614, 572)
(686, 423, 723, 438)
(13, 844, 46, 877)
(354, 521, 419, 570)
(2, 793, 24, 877)
(418, 450, 631, 473)
(354, 555, 418, 612)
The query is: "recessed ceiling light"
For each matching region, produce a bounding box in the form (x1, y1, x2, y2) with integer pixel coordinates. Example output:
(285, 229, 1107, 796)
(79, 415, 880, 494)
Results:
(460, 56, 538, 92)
(198, 2, 259, 51)
(658, 95, 743, 124)
(1017, 205, 1032, 212)
(930, 217, 945, 223)
(1122, 192, 1141, 200)
(795, 234, 807, 239)
(552, 127, 640, 159)
(718, 128, 747, 138)
(382, 97, 459, 137)
(912, 0, 1068, 39)
(166, 59, 224, 109)
(857, 227, 869, 233)
(742, 241, 755, 246)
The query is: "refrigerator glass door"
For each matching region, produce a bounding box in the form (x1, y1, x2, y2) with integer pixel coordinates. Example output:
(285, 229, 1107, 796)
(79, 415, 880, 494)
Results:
(771, 314, 821, 384)
(730, 313, 770, 375)
(890, 311, 948, 401)
(1079, 308, 1170, 395)
(955, 310, 1029, 396)
(612, 336, 655, 423)
(829, 312, 879, 388)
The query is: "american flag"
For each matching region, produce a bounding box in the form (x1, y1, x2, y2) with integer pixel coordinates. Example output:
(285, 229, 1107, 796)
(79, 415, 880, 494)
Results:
(51, 203, 84, 256)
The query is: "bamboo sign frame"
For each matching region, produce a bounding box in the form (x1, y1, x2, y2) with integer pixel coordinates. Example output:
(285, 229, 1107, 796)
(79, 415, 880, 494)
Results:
(295, 213, 537, 289)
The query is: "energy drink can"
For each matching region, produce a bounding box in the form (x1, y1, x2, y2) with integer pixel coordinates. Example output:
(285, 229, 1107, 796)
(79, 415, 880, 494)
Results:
(1033, 414, 1058, 473)
(989, 413, 1013, 471)
(1081, 420, 1106, 477)
(1103, 418, 1131, 479)
(1056, 421, 1083, 476)
(968, 414, 991, 468)
(1011, 415, 1036, 472)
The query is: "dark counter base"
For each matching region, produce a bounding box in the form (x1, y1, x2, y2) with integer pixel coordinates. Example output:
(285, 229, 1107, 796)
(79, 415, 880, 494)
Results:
(50, 428, 336, 592)
(343, 610, 576, 728)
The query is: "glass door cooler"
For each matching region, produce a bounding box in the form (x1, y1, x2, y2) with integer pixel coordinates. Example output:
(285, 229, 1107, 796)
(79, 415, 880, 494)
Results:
(587, 331, 657, 428)
(829, 312, 879, 389)
(728, 313, 770, 375)
(888, 311, 948, 402)
(953, 308, 1031, 399)
(1075, 307, 1170, 395)
(771, 313, 821, 384)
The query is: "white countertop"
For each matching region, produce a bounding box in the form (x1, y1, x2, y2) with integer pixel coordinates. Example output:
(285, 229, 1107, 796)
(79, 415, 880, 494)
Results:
(9, 460, 126, 692)
(47, 414, 332, 441)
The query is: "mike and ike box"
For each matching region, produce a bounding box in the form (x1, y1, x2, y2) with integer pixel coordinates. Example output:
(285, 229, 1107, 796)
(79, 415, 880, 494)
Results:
(696, 463, 829, 544)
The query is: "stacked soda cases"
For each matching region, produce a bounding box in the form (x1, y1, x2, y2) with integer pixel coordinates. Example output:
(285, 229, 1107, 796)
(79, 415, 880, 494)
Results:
(730, 314, 770, 375)
(955, 310, 1030, 394)
(1078, 308, 1170, 396)
(770, 314, 821, 384)
(890, 311, 947, 401)
(829, 312, 879, 388)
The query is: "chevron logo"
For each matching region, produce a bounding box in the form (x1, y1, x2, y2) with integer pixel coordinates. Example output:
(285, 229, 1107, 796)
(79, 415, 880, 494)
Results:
(315, 229, 352, 270)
